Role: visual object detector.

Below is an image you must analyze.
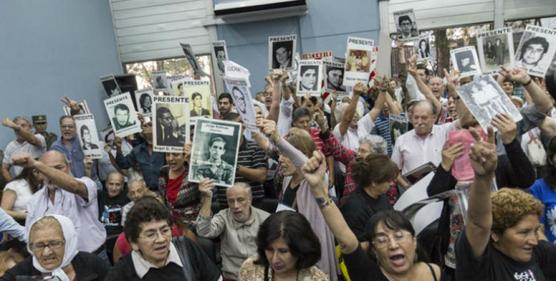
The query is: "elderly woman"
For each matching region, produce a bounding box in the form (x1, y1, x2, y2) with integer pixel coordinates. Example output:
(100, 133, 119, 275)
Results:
(262, 120, 338, 280)
(239, 211, 328, 281)
(1, 215, 108, 281)
(455, 129, 556, 280)
(301, 151, 441, 281)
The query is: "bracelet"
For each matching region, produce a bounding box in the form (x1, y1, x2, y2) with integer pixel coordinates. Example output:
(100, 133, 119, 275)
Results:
(523, 78, 532, 87)
(315, 197, 333, 209)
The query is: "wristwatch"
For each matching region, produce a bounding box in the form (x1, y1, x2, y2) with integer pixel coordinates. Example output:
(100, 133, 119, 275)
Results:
(315, 197, 332, 209)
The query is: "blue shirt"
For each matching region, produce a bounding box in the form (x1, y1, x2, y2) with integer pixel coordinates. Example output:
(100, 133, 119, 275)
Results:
(529, 178, 556, 243)
(50, 137, 95, 178)
(115, 143, 165, 190)
(371, 113, 393, 156)
(0, 208, 25, 241)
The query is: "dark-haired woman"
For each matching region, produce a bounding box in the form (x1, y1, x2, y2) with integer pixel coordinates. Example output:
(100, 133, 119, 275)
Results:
(301, 151, 441, 281)
(238, 211, 329, 281)
(1, 167, 42, 221)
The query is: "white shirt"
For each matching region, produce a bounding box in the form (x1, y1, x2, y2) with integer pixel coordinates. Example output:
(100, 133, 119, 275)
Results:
(3, 134, 46, 177)
(391, 122, 456, 175)
(4, 179, 33, 212)
(332, 111, 376, 152)
(277, 96, 295, 136)
(25, 177, 106, 252)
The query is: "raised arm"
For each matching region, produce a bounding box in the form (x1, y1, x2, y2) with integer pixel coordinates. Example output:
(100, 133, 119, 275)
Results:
(465, 127, 497, 258)
(301, 150, 359, 254)
(196, 179, 226, 238)
(266, 70, 288, 122)
(499, 67, 552, 113)
(2, 118, 43, 147)
(339, 83, 368, 136)
(407, 55, 441, 115)
(262, 119, 307, 170)
(12, 153, 89, 199)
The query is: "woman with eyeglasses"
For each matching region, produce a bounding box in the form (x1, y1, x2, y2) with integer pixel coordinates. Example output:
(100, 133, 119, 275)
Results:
(300, 151, 441, 281)
(1, 215, 108, 281)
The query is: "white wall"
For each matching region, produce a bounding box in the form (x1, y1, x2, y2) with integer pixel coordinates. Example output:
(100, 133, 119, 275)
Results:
(110, 0, 214, 62)
(389, 0, 556, 32)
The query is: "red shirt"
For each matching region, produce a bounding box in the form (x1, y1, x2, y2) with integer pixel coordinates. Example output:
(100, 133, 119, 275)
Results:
(166, 172, 185, 204)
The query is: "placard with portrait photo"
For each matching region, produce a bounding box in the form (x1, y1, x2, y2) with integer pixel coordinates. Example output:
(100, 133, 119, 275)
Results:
(188, 118, 242, 188)
(170, 78, 187, 97)
(182, 78, 212, 120)
(151, 71, 170, 91)
(296, 60, 323, 96)
(394, 9, 418, 40)
(414, 33, 435, 61)
(223, 76, 258, 132)
(62, 100, 90, 116)
(457, 75, 522, 131)
(212, 40, 229, 74)
(74, 114, 102, 159)
(134, 89, 154, 117)
(100, 75, 122, 97)
(152, 95, 190, 153)
(514, 25, 556, 77)
(344, 37, 377, 87)
(268, 34, 297, 70)
(104, 93, 142, 138)
(323, 60, 346, 94)
(450, 46, 481, 78)
(477, 27, 515, 75)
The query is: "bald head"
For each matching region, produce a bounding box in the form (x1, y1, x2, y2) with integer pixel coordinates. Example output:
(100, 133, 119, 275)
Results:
(411, 101, 435, 137)
(39, 151, 70, 174)
(226, 183, 252, 222)
(106, 172, 124, 197)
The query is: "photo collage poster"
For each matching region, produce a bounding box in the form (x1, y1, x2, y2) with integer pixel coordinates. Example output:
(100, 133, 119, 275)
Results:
(344, 37, 376, 87)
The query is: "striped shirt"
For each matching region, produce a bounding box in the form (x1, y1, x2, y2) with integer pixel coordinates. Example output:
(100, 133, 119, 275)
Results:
(371, 113, 393, 156)
(216, 140, 267, 207)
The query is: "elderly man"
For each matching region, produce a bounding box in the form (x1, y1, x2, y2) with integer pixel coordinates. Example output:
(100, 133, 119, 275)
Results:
(121, 178, 149, 226)
(196, 181, 269, 281)
(14, 151, 107, 257)
(1, 116, 46, 181)
(50, 116, 92, 178)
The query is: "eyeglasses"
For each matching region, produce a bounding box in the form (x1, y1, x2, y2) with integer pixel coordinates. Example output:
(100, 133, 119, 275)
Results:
(30, 240, 65, 252)
(372, 231, 412, 248)
(139, 226, 172, 242)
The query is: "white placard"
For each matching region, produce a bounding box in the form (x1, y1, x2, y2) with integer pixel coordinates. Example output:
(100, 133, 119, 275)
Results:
(104, 93, 142, 138)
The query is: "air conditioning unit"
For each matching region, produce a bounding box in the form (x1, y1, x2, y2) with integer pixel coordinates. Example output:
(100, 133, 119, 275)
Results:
(214, 0, 307, 22)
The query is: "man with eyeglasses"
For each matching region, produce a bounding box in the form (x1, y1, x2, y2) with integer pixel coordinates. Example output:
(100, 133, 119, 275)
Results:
(13, 150, 107, 260)
(114, 118, 165, 190)
(106, 196, 222, 281)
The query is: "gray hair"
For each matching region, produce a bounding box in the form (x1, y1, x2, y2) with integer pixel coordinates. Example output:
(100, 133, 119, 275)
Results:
(13, 116, 32, 126)
(227, 182, 252, 198)
(359, 135, 387, 155)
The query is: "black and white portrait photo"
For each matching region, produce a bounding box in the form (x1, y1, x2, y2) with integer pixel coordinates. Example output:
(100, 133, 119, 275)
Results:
(74, 114, 102, 159)
(394, 9, 418, 40)
(515, 25, 556, 77)
(477, 28, 515, 74)
(223, 76, 258, 131)
(450, 46, 481, 78)
(296, 60, 323, 96)
(134, 89, 154, 116)
(414, 34, 434, 61)
(169, 77, 186, 96)
(189, 118, 241, 187)
(324, 61, 346, 93)
(104, 93, 142, 138)
(100, 75, 122, 97)
(153, 95, 189, 153)
(457, 75, 522, 130)
(152, 71, 169, 90)
(212, 41, 228, 74)
(182, 78, 212, 120)
(268, 34, 297, 70)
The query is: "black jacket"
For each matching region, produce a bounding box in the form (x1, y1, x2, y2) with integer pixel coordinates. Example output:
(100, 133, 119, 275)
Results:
(0, 252, 109, 281)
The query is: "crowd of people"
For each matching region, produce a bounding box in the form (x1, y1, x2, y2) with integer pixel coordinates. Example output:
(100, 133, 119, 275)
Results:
(0, 34, 555, 281)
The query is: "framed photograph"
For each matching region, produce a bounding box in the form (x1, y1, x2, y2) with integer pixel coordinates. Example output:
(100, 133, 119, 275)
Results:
(268, 34, 297, 70)
(100, 75, 122, 97)
(212, 40, 228, 74)
(477, 27, 515, 75)
(104, 93, 142, 138)
(188, 118, 242, 188)
(74, 114, 103, 159)
(62, 100, 90, 116)
(394, 9, 418, 40)
(152, 95, 189, 153)
(182, 78, 213, 120)
(223, 76, 258, 131)
(296, 60, 324, 96)
(457, 75, 522, 130)
(514, 25, 556, 77)
(323, 60, 346, 94)
(134, 89, 154, 116)
(344, 37, 377, 87)
(450, 46, 481, 78)
(414, 33, 435, 61)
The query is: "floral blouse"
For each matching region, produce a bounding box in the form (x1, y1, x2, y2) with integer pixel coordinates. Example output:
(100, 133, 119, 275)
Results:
(238, 256, 329, 281)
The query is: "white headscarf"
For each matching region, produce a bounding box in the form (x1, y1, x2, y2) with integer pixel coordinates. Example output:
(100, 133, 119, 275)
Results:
(27, 215, 79, 281)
